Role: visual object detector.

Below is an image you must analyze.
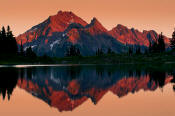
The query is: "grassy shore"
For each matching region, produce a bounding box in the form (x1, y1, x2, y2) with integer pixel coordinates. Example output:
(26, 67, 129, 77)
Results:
(1, 52, 175, 65)
(0, 55, 54, 65)
(55, 52, 175, 64)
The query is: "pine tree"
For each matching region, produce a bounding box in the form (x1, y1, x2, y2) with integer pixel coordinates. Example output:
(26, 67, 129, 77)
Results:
(152, 42, 158, 53)
(96, 48, 99, 56)
(144, 48, 149, 54)
(0, 29, 2, 54)
(6, 26, 18, 54)
(107, 48, 112, 54)
(65, 47, 70, 56)
(0, 26, 18, 56)
(100, 49, 104, 55)
(1, 26, 6, 39)
(76, 48, 81, 56)
(96, 48, 104, 56)
(128, 46, 133, 56)
(20, 40, 24, 56)
(136, 45, 141, 54)
(148, 41, 158, 53)
(69, 45, 76, 56)
(148, 41, 152, 53)
(170, 28, 175, 50)
(157, 32, 165, 53)
(26, 46, 36, 58)
(149, 33, 165, 53)
(66, 45, 81, 57)
(1, 27, 6, 54)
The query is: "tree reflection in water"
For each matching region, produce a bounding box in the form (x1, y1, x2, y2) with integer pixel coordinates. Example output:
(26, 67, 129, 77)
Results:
(0, 68, 19, 100)
(0, 65, 175, 112)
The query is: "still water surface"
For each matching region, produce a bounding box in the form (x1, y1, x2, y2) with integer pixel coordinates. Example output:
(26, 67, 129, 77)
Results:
(0, 65, 175, 116)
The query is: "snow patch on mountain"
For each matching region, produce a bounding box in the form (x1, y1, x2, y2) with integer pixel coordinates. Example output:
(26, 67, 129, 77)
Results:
(28, 27, 38, 33)
(50, 40, 61, 50)
(24, 45, 37, 51)
(62, 33, 67, 37)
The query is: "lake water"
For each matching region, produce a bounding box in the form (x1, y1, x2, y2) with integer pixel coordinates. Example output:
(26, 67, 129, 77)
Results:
(0, 64, 175, 116)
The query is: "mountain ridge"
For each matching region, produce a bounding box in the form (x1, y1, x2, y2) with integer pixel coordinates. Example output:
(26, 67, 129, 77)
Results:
(16, 11, 170, 57)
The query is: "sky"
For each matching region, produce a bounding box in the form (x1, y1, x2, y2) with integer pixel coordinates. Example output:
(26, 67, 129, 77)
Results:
(0, 0, 175, 37)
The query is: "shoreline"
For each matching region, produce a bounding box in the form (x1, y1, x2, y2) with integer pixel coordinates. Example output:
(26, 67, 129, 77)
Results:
(1, 52, 175, 65)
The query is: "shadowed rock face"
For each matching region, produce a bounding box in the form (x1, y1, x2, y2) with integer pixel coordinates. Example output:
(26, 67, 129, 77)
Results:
(3, 66, 171, 112)
(16, 11, 170, 57)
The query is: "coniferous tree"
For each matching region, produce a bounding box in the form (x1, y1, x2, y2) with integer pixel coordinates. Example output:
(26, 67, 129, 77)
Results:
(6, 26, 11, 37)
(152, 42, 158, 53)
(136, 45, 141, 54)
(157, 32, 165, 53)
(149, 40, 158, 53)
(149, 33, 165, 53)
(170, 28, 175, 50)
(100, 49, 104, 55)
(148, 41, 153, 53)
(25, 46, 36, 58)
(69, 45, 76, 56)
(128, 46, 133, 56)
(0, 27, 6, 54)
(6, 26, 18, 54)
(96, 48, 104, 56)
(144, 47, 149, 54)
(76, 48, 81, 56)
(0, 29, 2, 54)
(20, 40, 24, 56)
(66, 47, 71, 56)
(107, 48, 112, 54)
(1, 26, 6, 39)
(0, 26, 18, 56)
(96, 48, 99, 56)
(66, 45, 81, 57)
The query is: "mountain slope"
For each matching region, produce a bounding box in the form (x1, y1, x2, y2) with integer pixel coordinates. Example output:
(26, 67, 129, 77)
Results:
(16, 11, 126, 57)
(109, 24, 169, 47)
(62, 18, 126, 56)
(16, 11, 88, 45)
(16, 11, 170, 57)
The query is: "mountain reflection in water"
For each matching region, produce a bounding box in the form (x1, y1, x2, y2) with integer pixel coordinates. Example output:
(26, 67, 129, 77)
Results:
(0, 65, 175, 112)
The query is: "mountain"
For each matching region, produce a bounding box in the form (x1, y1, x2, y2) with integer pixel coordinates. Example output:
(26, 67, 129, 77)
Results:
(63, 17, 126, 56)
(16, 11, 87, 44)
(109, 24, 170, 47)
(16, 11, 126, 57)
(84, 17, 108, 35)
(16, 11, 170, 57)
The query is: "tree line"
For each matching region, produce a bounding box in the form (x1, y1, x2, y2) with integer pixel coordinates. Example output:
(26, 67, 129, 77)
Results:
(128, 31, 175, 55)
(0, 26, 18, 55)
(65, 45, 116, 57)
(170, 28, 175, 51)
(65, 29, 175, 57)
(20, 41, 36, 58)
(1, 26, 175, 58)
(0, 26, 36, 58)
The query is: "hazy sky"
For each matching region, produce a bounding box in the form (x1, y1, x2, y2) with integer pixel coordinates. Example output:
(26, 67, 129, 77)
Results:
(0, 0, 175, 37)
